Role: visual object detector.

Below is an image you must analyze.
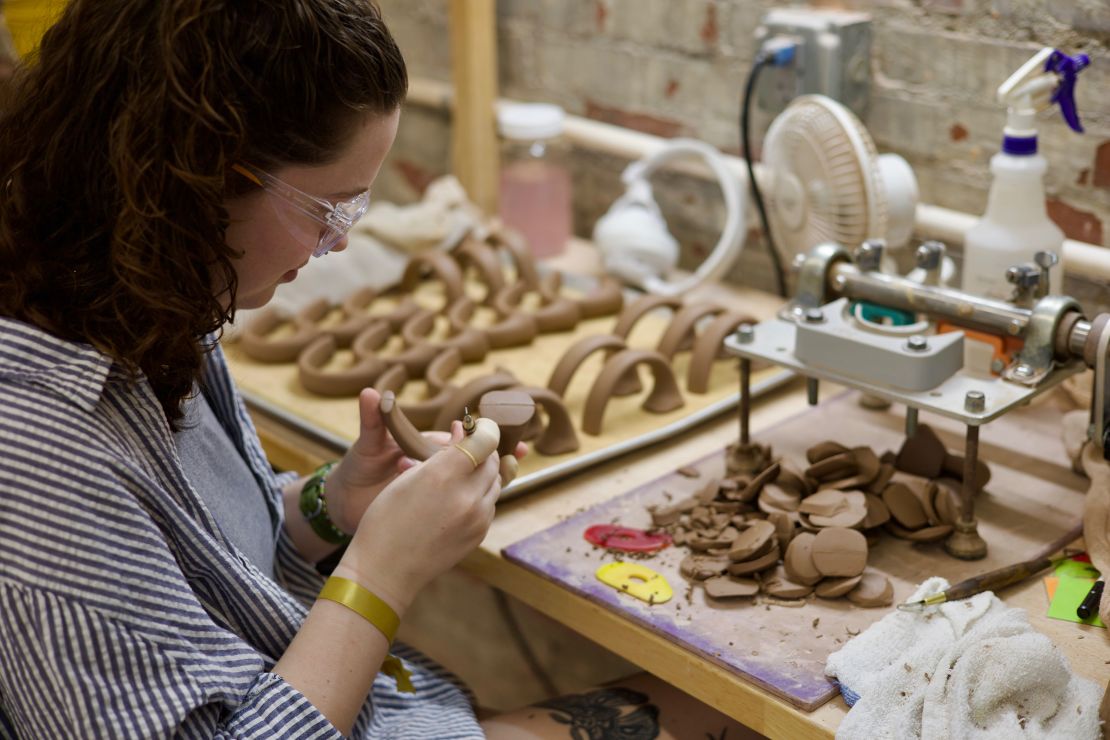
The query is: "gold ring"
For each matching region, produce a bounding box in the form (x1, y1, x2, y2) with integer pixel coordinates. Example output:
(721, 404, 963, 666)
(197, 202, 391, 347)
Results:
(453, 443, 480, 469)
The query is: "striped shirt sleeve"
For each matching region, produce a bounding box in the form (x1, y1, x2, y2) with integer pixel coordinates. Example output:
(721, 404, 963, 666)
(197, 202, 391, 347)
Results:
(0, 581, 342, 739)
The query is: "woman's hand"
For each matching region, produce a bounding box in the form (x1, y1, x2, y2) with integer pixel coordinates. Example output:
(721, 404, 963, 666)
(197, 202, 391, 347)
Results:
(327, 388, 526, 535)
(333, 420, 503, 611)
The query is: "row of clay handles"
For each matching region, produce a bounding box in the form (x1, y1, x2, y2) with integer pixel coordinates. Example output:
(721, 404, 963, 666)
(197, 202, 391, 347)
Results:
(381, 388, 535, 488)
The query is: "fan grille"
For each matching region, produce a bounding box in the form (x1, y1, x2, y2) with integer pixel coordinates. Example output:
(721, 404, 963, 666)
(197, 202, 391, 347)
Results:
(762, 96, 888, 259)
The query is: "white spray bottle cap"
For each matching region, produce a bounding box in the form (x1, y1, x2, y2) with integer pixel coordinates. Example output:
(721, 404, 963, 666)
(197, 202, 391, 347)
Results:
(997, 47, 1089, 155)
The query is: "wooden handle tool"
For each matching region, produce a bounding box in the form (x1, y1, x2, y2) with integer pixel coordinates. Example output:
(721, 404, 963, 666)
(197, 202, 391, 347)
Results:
(897, 520, 1084, 611)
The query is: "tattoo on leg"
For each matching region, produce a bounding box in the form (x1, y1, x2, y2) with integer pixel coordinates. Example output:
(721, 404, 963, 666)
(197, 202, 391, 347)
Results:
(536, 687, 661, 739)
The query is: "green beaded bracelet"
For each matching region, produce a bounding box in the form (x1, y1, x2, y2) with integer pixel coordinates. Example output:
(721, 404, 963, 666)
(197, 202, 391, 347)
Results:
(298, 462, 352, 545)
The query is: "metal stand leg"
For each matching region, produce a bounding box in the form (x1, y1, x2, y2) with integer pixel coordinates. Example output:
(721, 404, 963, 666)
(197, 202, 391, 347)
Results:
(727, 332, 770, 476)
(905, 407, 918, 438)
(944, 423, 988, 560)
(806, 377, 819, 406)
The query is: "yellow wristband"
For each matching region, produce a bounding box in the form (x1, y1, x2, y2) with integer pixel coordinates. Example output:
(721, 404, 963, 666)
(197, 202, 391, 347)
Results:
(317, 576, 400, 644)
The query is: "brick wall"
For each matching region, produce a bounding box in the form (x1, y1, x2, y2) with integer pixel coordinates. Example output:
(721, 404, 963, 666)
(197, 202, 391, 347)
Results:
(376, 0, 1109, 304)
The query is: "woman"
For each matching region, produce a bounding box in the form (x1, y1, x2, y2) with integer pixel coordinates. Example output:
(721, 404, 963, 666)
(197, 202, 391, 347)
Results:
(0, 1, 752, 737)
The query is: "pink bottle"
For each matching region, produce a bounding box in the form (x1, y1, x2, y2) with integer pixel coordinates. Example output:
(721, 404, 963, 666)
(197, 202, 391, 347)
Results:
(497, 103, 572, 259)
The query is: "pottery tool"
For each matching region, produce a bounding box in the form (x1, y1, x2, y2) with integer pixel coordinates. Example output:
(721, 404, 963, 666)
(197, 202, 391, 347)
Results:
(1076, 579, 1104, 620)
(897, 520, 1083, 611)
(727, 240, 1110, 561)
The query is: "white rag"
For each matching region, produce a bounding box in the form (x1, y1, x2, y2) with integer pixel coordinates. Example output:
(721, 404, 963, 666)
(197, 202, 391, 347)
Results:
(826, 577, 1102, 740)
(224, 175, 481, 340)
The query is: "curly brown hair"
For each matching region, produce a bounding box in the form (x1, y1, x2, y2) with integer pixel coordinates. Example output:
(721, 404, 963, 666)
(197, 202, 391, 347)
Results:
(0, 0, 407, 427)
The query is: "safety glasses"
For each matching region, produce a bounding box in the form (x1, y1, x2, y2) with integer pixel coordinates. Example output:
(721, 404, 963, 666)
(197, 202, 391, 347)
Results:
(232, 162, 371, 257)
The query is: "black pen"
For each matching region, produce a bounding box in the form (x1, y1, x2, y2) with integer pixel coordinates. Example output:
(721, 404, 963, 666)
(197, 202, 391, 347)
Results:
(1076, 579, 1104, 620)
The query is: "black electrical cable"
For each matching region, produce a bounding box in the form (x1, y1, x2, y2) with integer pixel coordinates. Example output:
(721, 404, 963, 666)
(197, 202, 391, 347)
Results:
(741, 55, 788, 298)
(492, 589, 560, 698)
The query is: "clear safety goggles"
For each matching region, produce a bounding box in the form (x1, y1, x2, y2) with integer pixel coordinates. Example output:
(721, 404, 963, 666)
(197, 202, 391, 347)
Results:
(232, 162, 370, 257)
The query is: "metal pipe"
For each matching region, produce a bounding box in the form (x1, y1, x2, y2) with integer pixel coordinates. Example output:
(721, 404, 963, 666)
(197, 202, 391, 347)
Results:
(739, 357, 751, 446)
(828, 263, 1094, 361)
(905, 407, 918, 438)
(961, 424, 980, 527)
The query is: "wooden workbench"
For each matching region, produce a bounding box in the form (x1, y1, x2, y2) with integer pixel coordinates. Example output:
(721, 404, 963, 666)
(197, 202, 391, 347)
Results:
(233, 256, 1109, 738)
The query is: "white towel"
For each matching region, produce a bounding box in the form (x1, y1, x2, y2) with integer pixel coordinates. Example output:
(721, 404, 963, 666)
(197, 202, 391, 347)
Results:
(826, 577, 1102, 740)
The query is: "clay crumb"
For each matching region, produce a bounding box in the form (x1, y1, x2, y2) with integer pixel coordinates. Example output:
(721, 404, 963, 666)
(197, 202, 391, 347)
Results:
(903, 663, 912, 672)
(900, 691, 907, 698)
(677, 466, 700, 478)
(924, 672, 931, 682)
(846, 627, 860, 636)
(812, 618, 820, 629)
(751, 650, 759, 656)
(728, 641, 734, 646)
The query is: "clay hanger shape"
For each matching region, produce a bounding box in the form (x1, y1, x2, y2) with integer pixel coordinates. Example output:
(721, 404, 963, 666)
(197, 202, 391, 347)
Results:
(346, 319, 440, 378)
(374, 361, 458, 430)
(297, 320, 390, 397)
(292, 297, 376, 347)
(239, 306, 323, 363)
(341, 285, 421, 332)
(611, 294, 684, 340)
(423, 346, 465, 395)
(687, 310, 757, 393)
(575, 276, 625, 320)
(446, 296, 538, 349)
(399, 250, 466, 311)
(379, 390, 500, 464)
(507, 385, 579, 455)
(450, 238, 506, 305)
(401, 308, 491, 363)
(547, 333, 641, 398)
(655, 302, 726, 359)
(487, 224, 541, 289)
(581, 348, 684, 436)
(432, 369, 520, 432)
(492, 280, 581, 334)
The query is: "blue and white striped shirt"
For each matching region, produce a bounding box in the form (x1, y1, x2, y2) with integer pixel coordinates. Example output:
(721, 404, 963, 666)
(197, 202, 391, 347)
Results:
(0, 318, 482, 738)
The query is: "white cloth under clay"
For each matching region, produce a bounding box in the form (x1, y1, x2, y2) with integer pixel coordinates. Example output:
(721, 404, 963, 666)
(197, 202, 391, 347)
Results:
(826, 577, 1102, 740)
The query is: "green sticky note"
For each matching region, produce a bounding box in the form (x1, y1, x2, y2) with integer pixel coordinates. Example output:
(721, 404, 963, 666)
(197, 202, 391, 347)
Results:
(1046, 576, 1105, 628)
(1054, 558, 1100, 580)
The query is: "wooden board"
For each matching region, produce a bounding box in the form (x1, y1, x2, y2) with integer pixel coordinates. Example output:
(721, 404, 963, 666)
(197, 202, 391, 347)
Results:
(503, 390, 1092, 711)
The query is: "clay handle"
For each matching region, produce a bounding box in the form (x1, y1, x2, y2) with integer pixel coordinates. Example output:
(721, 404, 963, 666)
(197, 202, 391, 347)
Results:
(478, 390, 535, 457)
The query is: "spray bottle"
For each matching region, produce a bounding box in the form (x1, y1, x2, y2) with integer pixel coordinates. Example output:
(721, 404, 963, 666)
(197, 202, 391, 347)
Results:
(962, 48, 1089, 300)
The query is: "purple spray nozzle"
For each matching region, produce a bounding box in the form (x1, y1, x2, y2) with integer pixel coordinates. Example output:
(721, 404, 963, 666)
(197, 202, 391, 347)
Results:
(1046, 49, 1090, 133)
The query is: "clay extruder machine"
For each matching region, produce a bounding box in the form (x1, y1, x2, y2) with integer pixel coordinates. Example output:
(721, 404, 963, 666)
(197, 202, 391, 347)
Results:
(724, 241, 1110, 560)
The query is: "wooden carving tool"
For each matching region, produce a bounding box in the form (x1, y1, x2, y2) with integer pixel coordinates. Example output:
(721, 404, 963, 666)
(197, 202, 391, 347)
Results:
(897, 520, 1084, 611)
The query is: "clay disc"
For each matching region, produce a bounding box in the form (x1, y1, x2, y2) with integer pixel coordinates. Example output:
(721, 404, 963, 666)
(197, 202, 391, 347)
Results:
(882, 482, 929, 530)
(761, 565, 814, 599)
(861, 493, 891, 529)
(808, 502, 868, 529)
(806, 440, 850, 464)
(908, 480, 940, 526)
(767, 511, 795, 550)
(679, 555, 729, 581)
(776, 466, 811, 496)
(814, 574, 863, 599)
(694, 478, 723, 503)
(829, 447, 882, 489)
(783, 532, 822, 585)
(933, 480, 961, 525)
(847, 571, 894, 607)
(866, 462, 896, 494)
(726, 545, 781, 576)
(727, 520, 776, 561)
(703, 575, 759, 599)
(805, 451, 858, 483)
(798, 489, 848, 517)
(894, 423, 947, 478)
(810, 527, 868, 578)
(758, 484, 801, 514)
(888, 522, 953, 543)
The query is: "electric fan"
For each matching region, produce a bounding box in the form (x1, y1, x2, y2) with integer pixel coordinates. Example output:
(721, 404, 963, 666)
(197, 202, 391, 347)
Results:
(761, 95, 918, 263)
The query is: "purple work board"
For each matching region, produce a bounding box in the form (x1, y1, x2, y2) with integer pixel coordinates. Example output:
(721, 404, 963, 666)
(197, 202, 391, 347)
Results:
(501, 391, 1089, 711)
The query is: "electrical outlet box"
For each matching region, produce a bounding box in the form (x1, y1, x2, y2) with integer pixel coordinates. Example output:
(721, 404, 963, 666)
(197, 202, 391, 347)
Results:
(754, 8, 871, 120)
